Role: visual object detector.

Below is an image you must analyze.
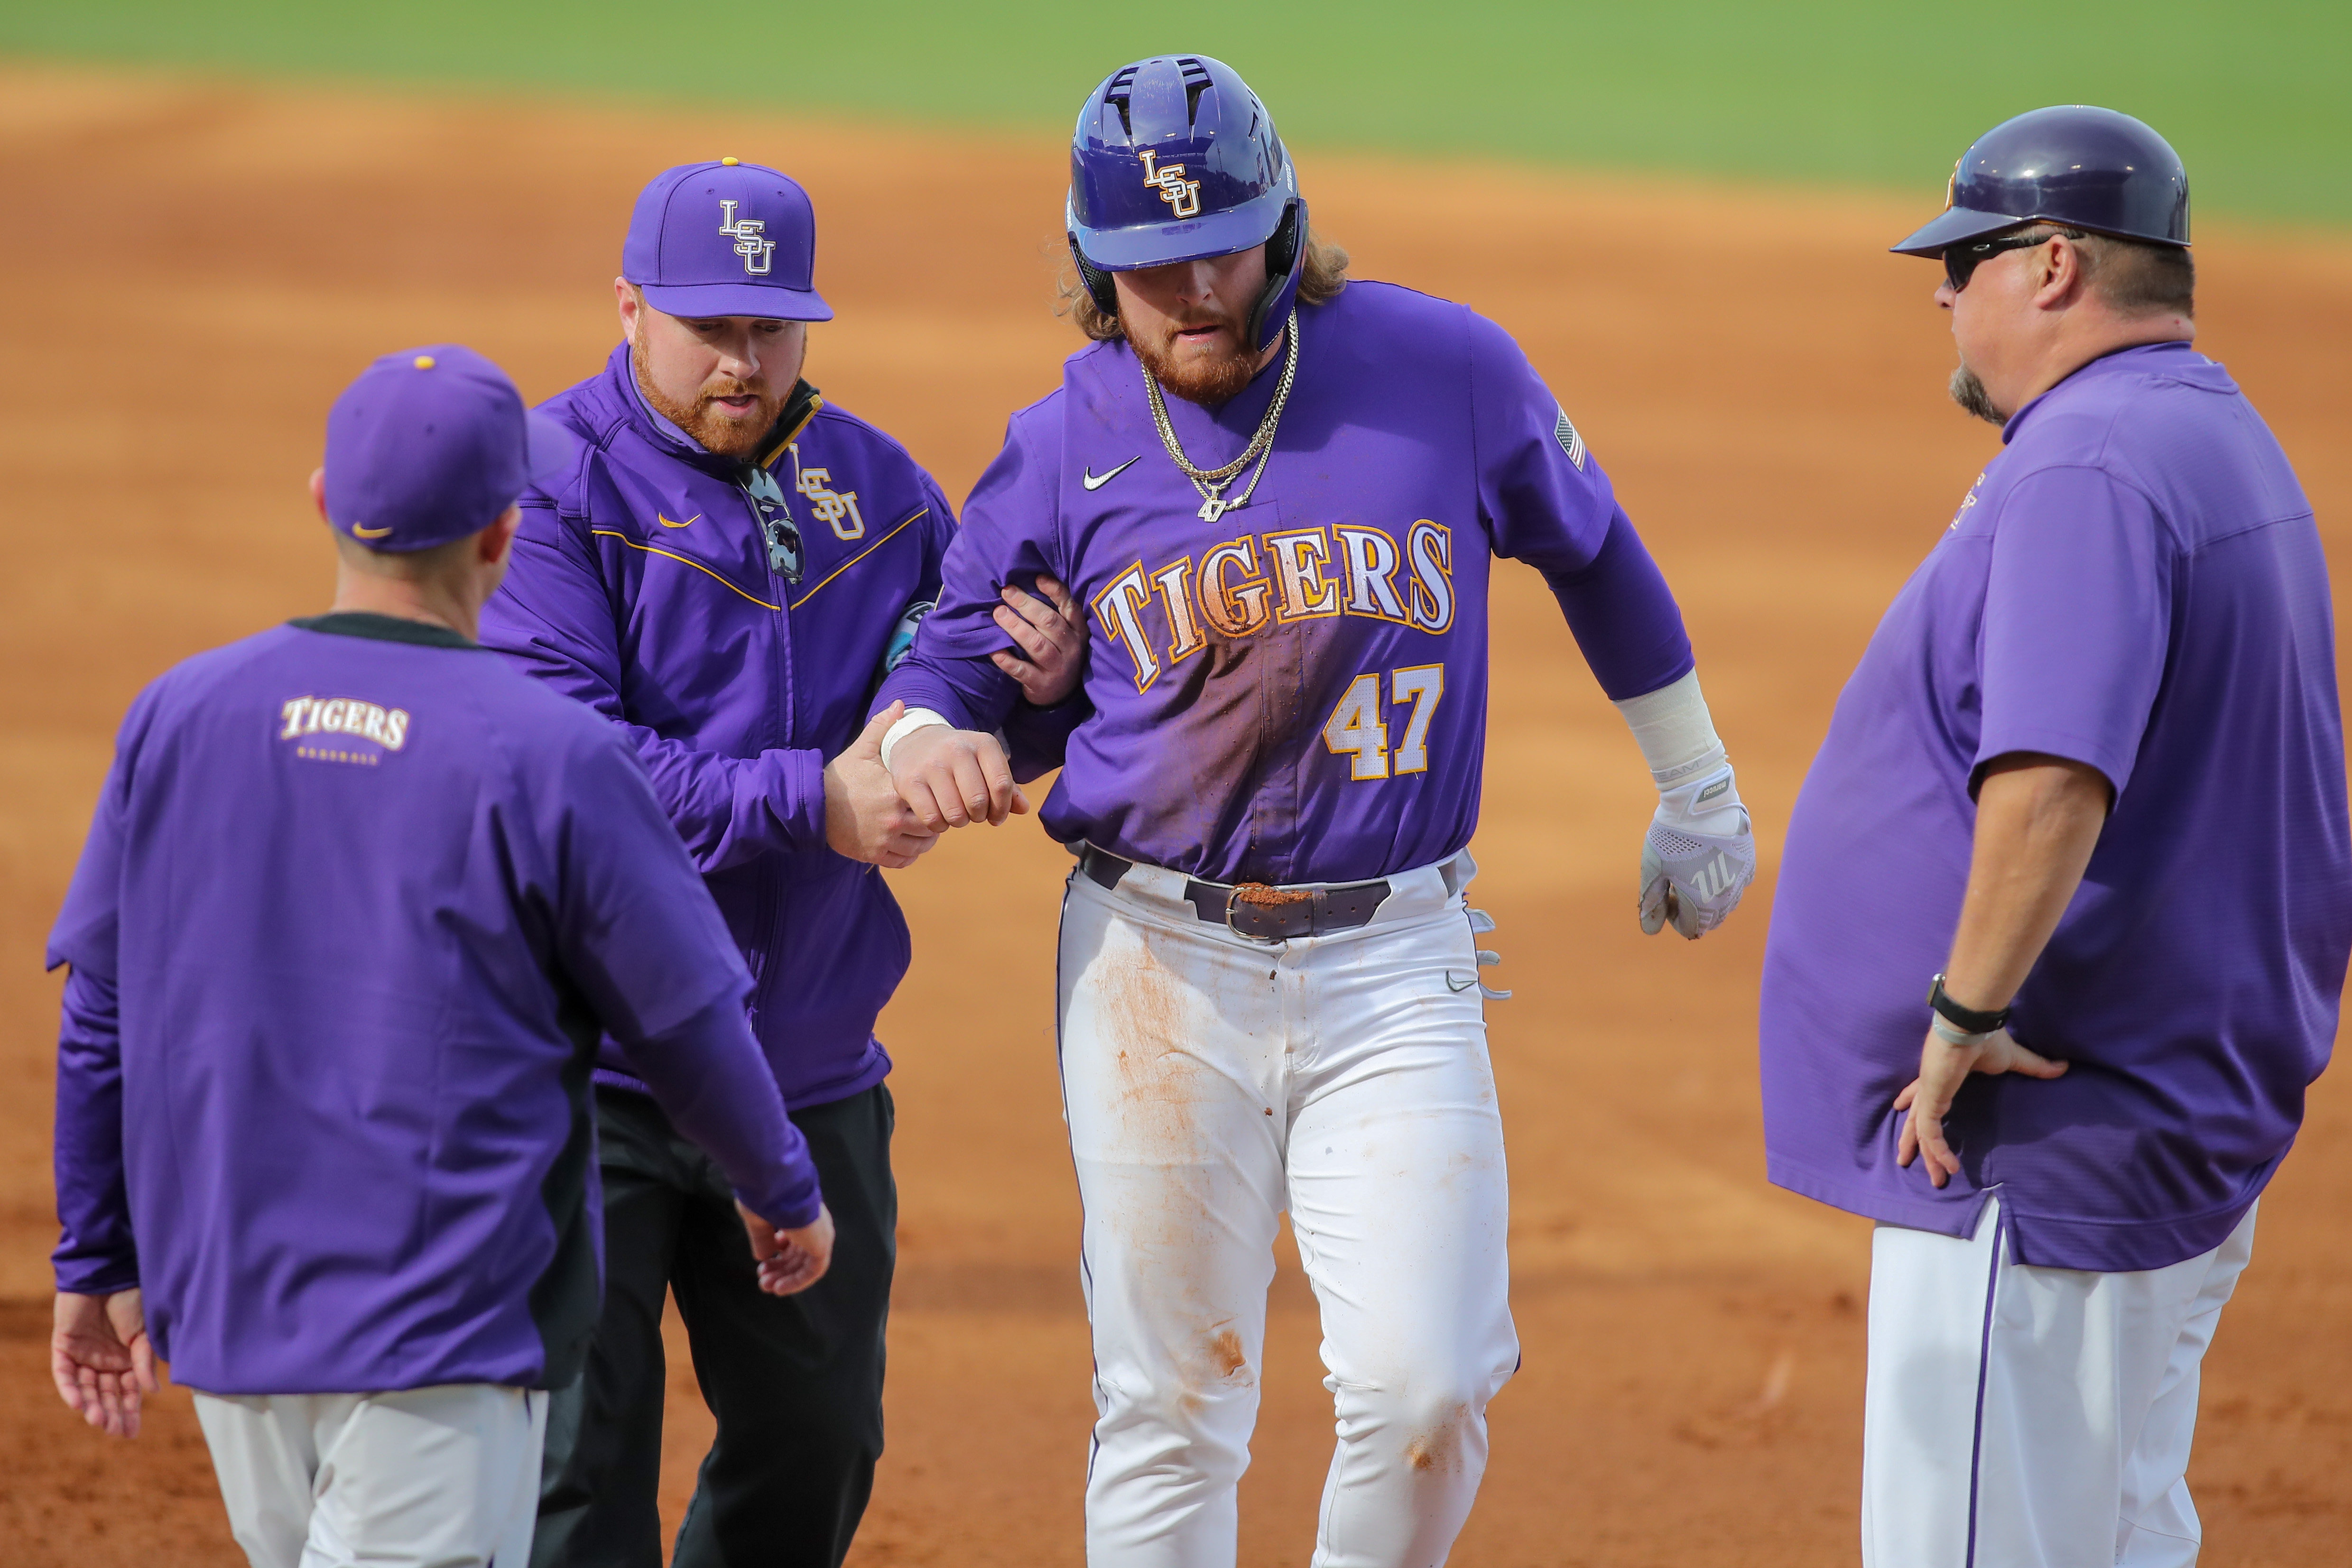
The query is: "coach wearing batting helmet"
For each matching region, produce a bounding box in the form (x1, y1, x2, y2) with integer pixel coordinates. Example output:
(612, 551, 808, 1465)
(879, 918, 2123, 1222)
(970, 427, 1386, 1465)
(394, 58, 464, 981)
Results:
(479, 161, 1087, 1565)
(47, 347, 830, 1568)
(1761, 106, 2350, 1567)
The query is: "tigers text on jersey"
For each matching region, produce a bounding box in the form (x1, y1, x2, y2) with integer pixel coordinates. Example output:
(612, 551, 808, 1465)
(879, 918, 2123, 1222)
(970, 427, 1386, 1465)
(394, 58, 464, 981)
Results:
(879, 280, 1691, 884)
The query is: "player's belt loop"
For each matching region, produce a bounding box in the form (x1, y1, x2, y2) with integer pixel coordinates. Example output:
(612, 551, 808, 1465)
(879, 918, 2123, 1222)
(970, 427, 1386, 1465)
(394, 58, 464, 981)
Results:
(1079, 844, 1132, 892)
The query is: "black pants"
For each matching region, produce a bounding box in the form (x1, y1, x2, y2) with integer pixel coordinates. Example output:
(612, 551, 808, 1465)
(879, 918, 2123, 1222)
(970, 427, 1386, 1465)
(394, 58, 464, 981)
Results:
(534, 1084, 896, 1568)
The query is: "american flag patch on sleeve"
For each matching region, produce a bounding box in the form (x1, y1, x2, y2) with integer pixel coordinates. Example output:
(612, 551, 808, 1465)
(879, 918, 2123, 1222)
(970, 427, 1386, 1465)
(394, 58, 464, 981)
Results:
(1554, 406, 1586, 470)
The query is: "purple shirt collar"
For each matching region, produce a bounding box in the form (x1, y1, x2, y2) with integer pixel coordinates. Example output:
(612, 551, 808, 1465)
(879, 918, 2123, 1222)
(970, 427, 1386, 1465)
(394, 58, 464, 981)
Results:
(2000, 338, 2213, 443)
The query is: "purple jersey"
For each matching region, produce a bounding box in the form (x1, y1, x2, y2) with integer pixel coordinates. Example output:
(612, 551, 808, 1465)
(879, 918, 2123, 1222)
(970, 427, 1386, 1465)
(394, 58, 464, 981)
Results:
(878, 281, 1693, 884)
(1761, 342, 2351, 1271)
(483, 348, 978, 1108)
(47, 615, 815, 1395)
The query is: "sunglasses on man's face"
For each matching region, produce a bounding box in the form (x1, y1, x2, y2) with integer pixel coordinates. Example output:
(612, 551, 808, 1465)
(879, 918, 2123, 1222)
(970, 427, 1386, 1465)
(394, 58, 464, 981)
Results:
(1943, 230, 2082, 291)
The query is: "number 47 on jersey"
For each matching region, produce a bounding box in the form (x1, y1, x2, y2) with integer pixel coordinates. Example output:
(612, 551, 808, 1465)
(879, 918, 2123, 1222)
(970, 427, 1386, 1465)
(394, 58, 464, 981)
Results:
(1324, 664, 1444, 780)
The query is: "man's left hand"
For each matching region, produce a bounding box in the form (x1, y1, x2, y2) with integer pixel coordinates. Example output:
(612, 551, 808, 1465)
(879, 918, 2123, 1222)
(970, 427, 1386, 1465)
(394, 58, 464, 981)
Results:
(1637, 763, 1756, 940)
(1895, 1028, 2069, 1187)
(52, 1289, 160, 1439)
(990, 576, 1087, 707)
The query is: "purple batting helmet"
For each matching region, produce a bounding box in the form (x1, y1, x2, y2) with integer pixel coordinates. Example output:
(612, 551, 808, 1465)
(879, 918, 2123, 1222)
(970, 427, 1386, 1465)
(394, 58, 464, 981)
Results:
(1066, 55, 1306, 352)
(1892, 105, 2190, 258)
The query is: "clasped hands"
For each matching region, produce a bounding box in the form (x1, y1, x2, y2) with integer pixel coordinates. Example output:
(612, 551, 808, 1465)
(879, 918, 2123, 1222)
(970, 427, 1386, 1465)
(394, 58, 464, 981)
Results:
(822, 577, 1084, 867)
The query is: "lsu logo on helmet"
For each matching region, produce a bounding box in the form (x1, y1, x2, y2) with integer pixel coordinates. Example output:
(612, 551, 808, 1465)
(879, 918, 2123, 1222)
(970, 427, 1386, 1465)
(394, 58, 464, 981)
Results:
(1137, 149, 1202, 220)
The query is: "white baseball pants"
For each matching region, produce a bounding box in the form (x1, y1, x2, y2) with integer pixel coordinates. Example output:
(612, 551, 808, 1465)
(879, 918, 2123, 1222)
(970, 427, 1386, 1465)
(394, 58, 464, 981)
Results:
(1862, 1194, 2258, 1568)
(1057, 851, 1519, 1568)
(193, 1383, 546, 1568)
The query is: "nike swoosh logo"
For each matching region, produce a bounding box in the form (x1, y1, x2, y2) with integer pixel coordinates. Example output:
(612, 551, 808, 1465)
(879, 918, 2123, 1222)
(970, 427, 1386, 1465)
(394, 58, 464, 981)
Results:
(1446, 972, 1476, 993)
(658, 513, 701, 529)
(1082, 456, 1140, 491)
(351, 524, 392, 539)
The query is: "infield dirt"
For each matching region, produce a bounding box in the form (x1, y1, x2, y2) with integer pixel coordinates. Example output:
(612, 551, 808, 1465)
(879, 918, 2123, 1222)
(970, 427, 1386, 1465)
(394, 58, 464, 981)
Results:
(3, 62, 2349, 1567)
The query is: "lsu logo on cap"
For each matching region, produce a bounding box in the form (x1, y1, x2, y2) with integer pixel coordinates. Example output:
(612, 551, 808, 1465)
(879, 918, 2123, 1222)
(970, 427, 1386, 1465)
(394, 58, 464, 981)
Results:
(718, 200, 776, 276)
(279, 694, 411, 765)
(1137, 149, 1202, 220)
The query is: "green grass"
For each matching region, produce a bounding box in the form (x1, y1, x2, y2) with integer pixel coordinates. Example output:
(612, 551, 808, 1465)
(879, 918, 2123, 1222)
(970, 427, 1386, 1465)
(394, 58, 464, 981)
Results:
(3, 2, 2347, 224)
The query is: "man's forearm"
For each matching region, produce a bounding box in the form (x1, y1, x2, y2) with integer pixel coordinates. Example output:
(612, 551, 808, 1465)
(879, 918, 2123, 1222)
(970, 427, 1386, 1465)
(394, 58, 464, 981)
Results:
(1940, 755, 2112, 1013)
(53, 966, 137, 1293)
(1542, 505, 1695, 702)
(626, 994, 823, 1229)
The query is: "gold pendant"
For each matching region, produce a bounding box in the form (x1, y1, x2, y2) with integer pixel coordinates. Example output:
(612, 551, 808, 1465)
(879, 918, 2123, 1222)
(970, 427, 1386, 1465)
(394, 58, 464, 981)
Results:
(1197, 496, 1229, 523)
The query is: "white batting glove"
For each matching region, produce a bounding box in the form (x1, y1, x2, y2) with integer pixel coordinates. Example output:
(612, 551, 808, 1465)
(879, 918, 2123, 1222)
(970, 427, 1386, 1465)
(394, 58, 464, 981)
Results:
(1638, 761, 1755, 940)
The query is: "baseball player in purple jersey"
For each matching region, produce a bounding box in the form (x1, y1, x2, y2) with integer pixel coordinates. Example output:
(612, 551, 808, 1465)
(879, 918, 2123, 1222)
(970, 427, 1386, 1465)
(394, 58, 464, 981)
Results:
(47, 346, 830, 1568)
(1761, 108, 2351, 1568)
(875, 56, 1757, 1568)
(477, 160, 1086, 1566)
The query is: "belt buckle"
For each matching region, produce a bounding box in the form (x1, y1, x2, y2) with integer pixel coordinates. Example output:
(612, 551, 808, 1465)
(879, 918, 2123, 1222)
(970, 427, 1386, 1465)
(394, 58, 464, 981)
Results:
(1226, 883, 1315, 942)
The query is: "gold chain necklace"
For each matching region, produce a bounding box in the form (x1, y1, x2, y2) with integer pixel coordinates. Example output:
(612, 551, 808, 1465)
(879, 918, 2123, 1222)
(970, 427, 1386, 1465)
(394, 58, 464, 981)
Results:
(1139, 310, 1299, 523)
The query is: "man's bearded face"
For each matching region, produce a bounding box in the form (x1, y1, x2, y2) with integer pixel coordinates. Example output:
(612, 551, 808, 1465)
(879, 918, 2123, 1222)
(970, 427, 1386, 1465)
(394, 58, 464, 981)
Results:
(632, 325, 788, 459)
(1130, 303, 1264, 406)
(1948, 362, 2008, 427)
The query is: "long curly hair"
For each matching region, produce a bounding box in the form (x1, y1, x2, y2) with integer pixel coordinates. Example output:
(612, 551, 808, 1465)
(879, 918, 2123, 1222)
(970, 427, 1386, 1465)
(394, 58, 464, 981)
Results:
(1057, 231, 1351, 342)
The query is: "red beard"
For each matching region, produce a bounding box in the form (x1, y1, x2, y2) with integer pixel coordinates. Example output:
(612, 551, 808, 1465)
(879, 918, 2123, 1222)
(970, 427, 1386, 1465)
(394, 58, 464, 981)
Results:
(632, 335, 785, 457)
(1131, 315, 1265, 406)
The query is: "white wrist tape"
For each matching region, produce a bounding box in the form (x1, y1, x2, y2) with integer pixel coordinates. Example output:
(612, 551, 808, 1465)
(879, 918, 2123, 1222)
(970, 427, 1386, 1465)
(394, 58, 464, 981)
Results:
(880, 707, 950, 771)
(1612, 669, 1723, 786)
(1617, 672, 1749, 837)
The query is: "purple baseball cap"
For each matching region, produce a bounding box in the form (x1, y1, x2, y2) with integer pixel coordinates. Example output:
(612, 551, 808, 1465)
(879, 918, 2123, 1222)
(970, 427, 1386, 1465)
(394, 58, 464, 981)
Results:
(322, 345, 570, 553)
(622, 159, 833, 322)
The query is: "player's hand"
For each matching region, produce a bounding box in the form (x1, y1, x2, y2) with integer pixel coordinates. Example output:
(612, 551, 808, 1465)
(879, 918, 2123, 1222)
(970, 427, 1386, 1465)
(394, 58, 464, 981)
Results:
(990, 576, 1088, 707)
(738, 1200, 836, 1296)
(888, 724, 1029, 830)
(1638, 763, 1757, 940)
(52, 1289, 160, 1439)
(1894, 1027, 2069, 1187)
(824, 704, 940, 868)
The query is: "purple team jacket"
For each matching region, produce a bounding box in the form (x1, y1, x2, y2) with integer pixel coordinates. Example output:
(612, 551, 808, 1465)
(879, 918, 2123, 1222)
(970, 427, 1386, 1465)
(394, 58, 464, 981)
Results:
(49, 616, 816, 1395)
(483, 348, 979, 1109)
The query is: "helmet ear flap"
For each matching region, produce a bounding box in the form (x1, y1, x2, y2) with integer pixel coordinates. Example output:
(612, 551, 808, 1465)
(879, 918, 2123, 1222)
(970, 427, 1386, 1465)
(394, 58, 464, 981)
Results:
(1245, 199, 1307, 352)
(1068, 233, 1120, 317)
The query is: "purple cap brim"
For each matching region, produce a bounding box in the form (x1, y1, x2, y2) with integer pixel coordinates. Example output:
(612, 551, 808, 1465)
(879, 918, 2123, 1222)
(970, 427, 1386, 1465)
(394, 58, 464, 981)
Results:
(637, 280, 834, 322)
(1891, 204, 2039, 256)
(1071, 187, 1288, 271)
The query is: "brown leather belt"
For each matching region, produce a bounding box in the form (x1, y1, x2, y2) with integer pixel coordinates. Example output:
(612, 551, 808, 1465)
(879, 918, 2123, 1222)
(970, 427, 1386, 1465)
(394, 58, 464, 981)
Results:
(1079, 846, 1391, 941)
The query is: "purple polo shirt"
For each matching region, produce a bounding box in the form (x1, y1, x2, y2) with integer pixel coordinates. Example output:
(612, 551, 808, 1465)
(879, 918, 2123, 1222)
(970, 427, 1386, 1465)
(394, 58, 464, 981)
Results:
(877, 280, 1694, 884)
(1761, 342, 2350, 1271)
(48, 614, 816, 1394)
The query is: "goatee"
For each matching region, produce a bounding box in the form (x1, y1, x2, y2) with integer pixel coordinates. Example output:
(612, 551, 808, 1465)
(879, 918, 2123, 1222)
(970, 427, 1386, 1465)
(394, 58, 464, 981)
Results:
(1948, 364, 2009, 427)
(633, 334, 785, 458)
(1133, 320, 1264, 406)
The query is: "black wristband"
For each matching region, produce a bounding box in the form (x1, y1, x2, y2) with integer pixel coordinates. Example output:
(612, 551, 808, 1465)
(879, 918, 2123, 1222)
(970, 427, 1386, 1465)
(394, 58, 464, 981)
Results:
(1927, 973, 2009, 1036)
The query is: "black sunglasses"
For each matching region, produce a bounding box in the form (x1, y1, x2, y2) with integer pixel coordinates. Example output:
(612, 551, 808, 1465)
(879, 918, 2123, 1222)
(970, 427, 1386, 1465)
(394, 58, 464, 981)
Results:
(1943, 229, 2086, 291)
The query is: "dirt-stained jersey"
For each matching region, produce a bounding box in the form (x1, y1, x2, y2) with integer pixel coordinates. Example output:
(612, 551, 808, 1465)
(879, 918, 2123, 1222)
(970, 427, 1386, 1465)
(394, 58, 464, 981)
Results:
(879, 279, 1692, 884)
